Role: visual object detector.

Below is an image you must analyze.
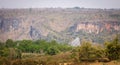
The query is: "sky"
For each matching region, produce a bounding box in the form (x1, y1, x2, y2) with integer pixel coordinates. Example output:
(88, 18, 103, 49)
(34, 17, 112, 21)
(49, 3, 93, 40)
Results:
(0, 0, 120, 9)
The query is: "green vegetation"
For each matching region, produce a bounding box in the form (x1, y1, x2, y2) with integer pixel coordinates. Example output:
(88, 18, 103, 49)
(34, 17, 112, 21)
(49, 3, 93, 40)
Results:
(79, 41, 106, 61)
(71, 35, 120, 62)
(0, 39, 73, 58)
(105, 36, 120, 60)
(0, 35, 120, 65)
(16, 40, 72, 54)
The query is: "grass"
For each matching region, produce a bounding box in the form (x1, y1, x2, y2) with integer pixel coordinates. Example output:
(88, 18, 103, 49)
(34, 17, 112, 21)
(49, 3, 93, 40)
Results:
(21, 52, 120, 65)
(0, 52, 120, 65)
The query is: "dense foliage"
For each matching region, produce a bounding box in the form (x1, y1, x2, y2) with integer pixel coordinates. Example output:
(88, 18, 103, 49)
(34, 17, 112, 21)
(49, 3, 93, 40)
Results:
(71, 35, 120, 62)
(79, 41, 106, 61)
(0, 35, 120, 65)
(105, 36, 120, 60)
(0, 39, 73, 58)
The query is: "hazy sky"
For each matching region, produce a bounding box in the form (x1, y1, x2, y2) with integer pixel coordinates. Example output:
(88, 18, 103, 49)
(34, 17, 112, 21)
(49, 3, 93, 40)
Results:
(0, 0, 120, 9)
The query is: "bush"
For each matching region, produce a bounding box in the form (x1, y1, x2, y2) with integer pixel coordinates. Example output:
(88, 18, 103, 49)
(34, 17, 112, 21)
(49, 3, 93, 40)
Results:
(0, 48, 21, 60)
(6, 39, 15, 48)
(105, 36, 120, 60)
(46, 46, 60, 55)
(72, 41, 106, 62)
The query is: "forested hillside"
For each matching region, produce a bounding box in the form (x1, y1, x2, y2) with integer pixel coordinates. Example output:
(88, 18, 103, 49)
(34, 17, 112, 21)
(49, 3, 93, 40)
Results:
(0, 8, 120, 43)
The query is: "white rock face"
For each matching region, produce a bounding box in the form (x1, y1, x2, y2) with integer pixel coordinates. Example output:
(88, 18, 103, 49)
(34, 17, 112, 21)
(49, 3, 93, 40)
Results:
(70, 37, 80, 46)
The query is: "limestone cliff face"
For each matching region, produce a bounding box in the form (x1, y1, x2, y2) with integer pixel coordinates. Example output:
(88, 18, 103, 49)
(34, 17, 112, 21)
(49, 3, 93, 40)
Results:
(0, 8, 120, 43)
(76, 21, 120, 34)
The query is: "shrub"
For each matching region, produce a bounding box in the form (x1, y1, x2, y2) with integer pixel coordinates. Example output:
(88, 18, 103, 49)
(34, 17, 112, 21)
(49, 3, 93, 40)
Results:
(72, 41, 106, 62)
(105, 36, 120, 60)
(46, 46, 60, 55)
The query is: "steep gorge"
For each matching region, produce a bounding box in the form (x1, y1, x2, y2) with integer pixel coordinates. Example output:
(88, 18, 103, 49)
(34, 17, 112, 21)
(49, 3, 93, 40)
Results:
(0, 8, 120, 43)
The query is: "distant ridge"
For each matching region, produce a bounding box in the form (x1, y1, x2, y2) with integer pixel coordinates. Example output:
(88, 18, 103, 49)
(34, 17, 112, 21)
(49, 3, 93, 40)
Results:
(0, 8, 120, 43)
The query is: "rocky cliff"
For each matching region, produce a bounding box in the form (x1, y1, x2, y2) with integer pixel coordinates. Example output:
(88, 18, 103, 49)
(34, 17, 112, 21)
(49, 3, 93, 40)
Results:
(0, 8, 120, 43)
(75, 21, 120, 34)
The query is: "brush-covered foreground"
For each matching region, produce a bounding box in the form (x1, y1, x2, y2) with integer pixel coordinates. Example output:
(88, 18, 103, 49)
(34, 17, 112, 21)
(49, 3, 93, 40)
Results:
(0, 35, 120, 65)
(0, 52, 120, 65)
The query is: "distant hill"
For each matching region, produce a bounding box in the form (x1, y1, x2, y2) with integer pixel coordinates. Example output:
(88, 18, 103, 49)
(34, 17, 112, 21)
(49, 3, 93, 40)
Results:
(0, 8, 120, 44)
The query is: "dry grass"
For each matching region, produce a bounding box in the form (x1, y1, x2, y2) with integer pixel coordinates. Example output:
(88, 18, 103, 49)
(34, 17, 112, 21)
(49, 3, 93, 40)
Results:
(20, 53, 120, 65)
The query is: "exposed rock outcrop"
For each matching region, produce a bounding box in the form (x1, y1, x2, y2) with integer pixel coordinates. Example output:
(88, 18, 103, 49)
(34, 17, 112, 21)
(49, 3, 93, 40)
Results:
(0, 8, 120, 43)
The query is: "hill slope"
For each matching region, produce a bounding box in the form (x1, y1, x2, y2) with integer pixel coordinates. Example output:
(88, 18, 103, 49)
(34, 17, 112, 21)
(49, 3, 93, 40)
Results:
(0, 8, 120, 43)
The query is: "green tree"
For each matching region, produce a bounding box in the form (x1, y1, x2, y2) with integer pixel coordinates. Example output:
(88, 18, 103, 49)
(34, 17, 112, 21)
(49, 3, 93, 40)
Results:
(6, 39, 15, 48)
(72, 41, 106, 62)
(105, 36, 120, 60)
(0, 48, 21, 59)
(46, 46, 59, 55)
(0, 48, 10, 57)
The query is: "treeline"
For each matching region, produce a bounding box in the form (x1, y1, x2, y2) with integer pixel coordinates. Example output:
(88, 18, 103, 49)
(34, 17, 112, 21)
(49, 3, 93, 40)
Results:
(0, 39, 73, 59)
